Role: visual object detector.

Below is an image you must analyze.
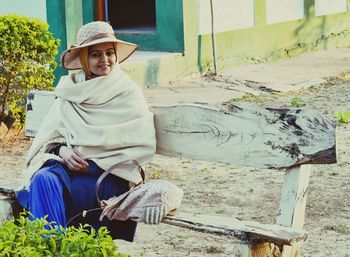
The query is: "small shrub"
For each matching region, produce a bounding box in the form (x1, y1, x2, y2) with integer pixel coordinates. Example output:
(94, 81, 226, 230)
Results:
(150, 168, 161, 179)
(335, 111, 350, 124)
(0, 14, 59, 128)
(291, 96, 303, 108)
(0, 214, 130, 257)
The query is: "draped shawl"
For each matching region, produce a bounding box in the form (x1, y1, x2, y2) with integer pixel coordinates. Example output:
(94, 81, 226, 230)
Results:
(24, 65, 156, 186)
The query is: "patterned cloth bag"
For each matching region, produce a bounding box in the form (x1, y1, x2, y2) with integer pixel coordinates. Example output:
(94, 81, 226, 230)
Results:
(97, 160, 183, 224)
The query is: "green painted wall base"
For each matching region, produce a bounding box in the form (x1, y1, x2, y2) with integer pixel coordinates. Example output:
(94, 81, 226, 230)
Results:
(202, 28, 350, 75)
(191, 0, 350, 77)
(122, 27, 350, 88)
(121, 53, 194, 87)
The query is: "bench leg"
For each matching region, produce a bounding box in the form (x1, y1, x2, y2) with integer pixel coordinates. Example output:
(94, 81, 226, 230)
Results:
(276, 164, 311, 257)
(0, 198, 14, 222)
(0, 197, 22, 223)
(239, 242, 282, 257)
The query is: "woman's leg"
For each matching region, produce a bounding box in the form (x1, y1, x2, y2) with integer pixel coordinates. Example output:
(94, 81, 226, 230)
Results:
(70, 174, 137, 241)
(28, 167, 66, 227)
(96, 175, 137, 241)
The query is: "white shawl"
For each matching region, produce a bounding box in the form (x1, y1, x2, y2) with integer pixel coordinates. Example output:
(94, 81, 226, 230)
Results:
(24, 65, 156, 186)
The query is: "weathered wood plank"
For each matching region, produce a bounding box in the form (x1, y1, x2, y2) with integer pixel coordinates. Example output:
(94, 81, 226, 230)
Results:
(1, 181, 306, 248)
(25, 91, 336, 169)
(163, 213, 307, 246)
(25, 90, 56, 137)
(0, 184, 20, 200)
(276, 165, 311, 257)
(277, 165, 311, 228)
(152, 103, 336, 168)
(0, 199, 13, 223)
(0, 197, 22, 223)
(0, 184, 22, 222)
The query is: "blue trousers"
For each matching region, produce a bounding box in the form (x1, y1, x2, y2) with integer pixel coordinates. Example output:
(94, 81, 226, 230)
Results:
(17, 160, 137, 241)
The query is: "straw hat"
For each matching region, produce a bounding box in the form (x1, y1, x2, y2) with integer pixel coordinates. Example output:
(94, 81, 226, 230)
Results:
(61, 21, 138, 70)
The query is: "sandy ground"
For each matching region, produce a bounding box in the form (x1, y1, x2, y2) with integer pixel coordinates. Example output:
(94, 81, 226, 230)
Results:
(0, 76, 349, 257)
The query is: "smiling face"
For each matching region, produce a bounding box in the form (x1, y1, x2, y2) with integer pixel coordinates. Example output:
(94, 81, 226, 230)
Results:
(88, 42, 117, 76)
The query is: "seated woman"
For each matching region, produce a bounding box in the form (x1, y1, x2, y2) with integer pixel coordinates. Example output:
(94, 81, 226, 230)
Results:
(17, 21, 156, 242)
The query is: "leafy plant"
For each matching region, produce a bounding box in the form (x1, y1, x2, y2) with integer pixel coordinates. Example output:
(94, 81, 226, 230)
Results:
(0, 14, 59, 128)
(150, 168, 161, 179)
(0, 214, 130, 257)
(335, 111, 350, 124)
(290, 96, 303, 108)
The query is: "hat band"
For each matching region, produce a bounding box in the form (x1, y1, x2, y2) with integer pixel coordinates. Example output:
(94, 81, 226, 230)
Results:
(79, 33, 117, 45)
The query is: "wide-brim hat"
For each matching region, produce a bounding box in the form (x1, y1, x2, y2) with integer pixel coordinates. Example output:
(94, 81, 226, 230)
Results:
(61, 21, 138, 70)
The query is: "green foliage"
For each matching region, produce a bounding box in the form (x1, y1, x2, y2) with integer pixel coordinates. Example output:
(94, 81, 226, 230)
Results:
(335, 111, 350, 124)
(0, 214, 130, 257)
(150, 168, 161, 179)
(0, 14, 59, 126)
(290, 96, 303, 108)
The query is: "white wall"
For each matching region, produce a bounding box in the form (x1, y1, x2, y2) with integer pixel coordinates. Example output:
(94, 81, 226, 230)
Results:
(315, 0, 348, 16)
(266, 0, 304, 24)
(198, 0, 255, 35)
(0, 0, 47, 21)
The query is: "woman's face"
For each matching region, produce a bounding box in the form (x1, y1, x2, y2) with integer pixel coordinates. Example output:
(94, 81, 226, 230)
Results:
(88, 42, 116, 76)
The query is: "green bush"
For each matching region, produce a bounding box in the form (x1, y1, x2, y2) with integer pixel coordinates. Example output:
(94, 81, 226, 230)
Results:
(0, 214, 130, 257)
(0, 14, 59, 127)
(335, 111, 350, 124)
(290, 96, 303, 108)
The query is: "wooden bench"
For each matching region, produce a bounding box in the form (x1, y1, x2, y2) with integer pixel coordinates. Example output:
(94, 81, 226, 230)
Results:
(0, 90, 337, 257)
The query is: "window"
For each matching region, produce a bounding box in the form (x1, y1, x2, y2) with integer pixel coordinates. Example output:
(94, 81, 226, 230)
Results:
(97, 0, 157, 33)
(95, 0, 184, 52)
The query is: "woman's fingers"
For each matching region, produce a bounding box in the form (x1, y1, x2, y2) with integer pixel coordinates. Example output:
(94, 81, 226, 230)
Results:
(69, 152, 89, 173)
(73, 149, 89, 166)
(67, 159, 89, 173)
(60, 146, 89, 173)
(71, 150, 89, 167)
(68, 156, 84, 169)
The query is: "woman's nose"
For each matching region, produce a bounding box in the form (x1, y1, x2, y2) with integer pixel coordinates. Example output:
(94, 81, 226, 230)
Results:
(101, 53, 109, 59)
(98, 53, 109, 63)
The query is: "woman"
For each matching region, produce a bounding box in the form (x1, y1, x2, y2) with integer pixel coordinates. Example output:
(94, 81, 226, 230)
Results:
(17, 21, 156, 242)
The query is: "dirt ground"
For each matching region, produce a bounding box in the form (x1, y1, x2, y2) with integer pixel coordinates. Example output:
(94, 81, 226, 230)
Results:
(0, 75, 349, 257)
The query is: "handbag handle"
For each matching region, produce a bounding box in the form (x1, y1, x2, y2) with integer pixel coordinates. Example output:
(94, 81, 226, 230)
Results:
(95, 159, 145, 204)
(66, 160, 144, 227)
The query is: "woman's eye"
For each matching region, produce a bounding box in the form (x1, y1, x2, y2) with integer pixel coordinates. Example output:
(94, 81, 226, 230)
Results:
(90, 52, 101, 58)
(106, 50, 115, 57)
(89, 50, 115, 58)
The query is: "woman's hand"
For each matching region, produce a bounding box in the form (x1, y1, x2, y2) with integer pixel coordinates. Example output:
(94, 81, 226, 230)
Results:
(59, 146, 89, 174)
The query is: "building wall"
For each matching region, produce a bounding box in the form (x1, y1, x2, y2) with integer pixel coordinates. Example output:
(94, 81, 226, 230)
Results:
(191, 0, 350, 73)
(46, 0, 68, 82)
(198, 0, 255, 35)
(2, 0, 350, 86)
